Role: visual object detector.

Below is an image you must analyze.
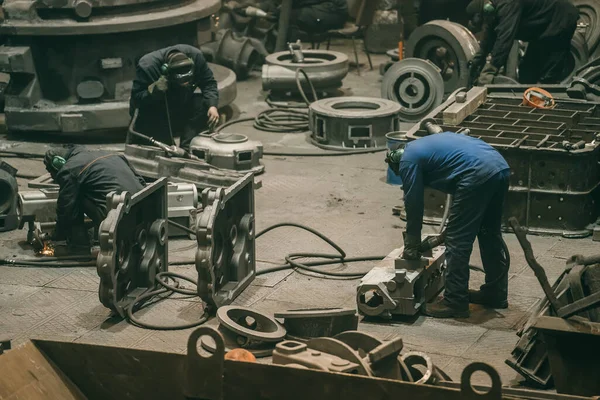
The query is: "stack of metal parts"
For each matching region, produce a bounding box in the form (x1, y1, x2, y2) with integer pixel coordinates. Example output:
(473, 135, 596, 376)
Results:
(407, 87, 600, 237)
(309, 97, 402, 150)
(189, 132, 264, 174)
(97, 178, 169, 316)
(506, 218, 600, 396)
(262, 50, 349, 94)
(357, 243, 446, 318)
(0, 161, 18, 232)
(0, 0, 231, 133)
(17, 182, 198, 238)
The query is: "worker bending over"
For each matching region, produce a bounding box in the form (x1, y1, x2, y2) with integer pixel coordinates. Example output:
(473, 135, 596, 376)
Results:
(129, 44, 219, 151)
(467, 0, 579, 84)
(387, 133, 510, 318)
(44, 146, 146, 251)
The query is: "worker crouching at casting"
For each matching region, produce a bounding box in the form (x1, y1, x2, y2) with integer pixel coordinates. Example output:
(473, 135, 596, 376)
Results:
(44, 146, 146, 251)
(467, 0, 579, 85)
(129, 44, 220, 151)
(386, 133, 510, 318)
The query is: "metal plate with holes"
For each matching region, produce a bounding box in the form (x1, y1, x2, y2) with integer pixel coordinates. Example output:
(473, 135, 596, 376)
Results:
(309, 97, 402, 149)
(381, 58, 445, 122)
(405, 20, 479, 93)
(195, 173, 256, 308)
(218, 306, 286, 342)
(189, 132, 264, 174)
(406, 88, 600, 237)
(262, 50, 349, 92)
(96, 178, 168, 317)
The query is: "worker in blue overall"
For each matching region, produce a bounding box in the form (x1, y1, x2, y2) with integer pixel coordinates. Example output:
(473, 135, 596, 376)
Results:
(386, 132, 511, 318)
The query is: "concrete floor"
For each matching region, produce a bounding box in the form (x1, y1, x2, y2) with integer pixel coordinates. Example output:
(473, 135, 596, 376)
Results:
(0, 44, 593, 387)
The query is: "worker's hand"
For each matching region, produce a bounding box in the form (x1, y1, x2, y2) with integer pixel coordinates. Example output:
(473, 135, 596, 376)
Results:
(207, 106, 219, 130)
(148, 76, 169, 95)
(385, 149, 403, 176)
(402, 233, 422, 260)
(476, 63, 498, 86)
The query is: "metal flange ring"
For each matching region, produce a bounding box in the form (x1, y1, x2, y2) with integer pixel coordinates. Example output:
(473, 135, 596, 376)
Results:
(217, 305, 286, 342)
(405, 20, 479, 93)
(382, 58, 444, 122)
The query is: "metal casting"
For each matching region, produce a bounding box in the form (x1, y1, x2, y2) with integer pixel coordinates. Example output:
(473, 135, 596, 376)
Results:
(0, 0, 233, 134)
(200, 29, 262, 80)
(195, 173, 256, 308)
(274, 308, 358, 340)
(189, 132, 264, 174)
(357, 245, 446, 318)
(124, 144, 249, 190)
(273, 340, 363, 374)
(401, 351, 451, 384)
(96, 178, 168, 316)
(407, 87, 600, 237)
(262, 50, 349, 93)
(573, 0, 600, 57)
(563, 30, 590, 84)
(309, 97, 402, 149)
(405, 20, 479, 93)
(381, 58, 445, 122)
(0, 161, 19, 232)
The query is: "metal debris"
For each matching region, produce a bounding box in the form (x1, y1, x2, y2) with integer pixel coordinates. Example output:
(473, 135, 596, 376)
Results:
(195, 173, 256, 308)
(96, 178, 168, 316)
(381, 58, 445, 122)
(357, 244, 446, 318)
(274, 308, 359, 340)
(189, 132, 264, 174)
(309, 97, 402, 150)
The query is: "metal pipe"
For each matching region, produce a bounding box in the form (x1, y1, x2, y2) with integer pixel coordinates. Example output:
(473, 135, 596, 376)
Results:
(275, 0, 293, 52)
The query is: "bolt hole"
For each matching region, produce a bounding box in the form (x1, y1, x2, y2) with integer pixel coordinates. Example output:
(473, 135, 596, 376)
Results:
(406, 84, 418, 97)
(242, 316, 258, 330)
(230, 225, 238, 245)
(362, 290, 384, 308)
(470, 371, 493, 394)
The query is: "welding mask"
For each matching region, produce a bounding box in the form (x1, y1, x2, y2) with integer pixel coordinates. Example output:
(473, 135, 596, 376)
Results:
(162, 50, 195, 88)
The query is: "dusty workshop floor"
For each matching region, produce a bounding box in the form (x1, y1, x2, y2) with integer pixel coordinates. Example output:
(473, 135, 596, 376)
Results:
(0, 43, 595, 387)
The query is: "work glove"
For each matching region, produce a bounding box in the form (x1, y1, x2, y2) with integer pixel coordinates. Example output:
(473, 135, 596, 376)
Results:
(385, 148, 404, 176)
(402, 232, 422, 260)
(476, 62, 498, 86)
(148, 75, 169, 95)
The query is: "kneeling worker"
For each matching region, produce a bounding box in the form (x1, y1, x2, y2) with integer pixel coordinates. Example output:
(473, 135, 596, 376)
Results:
(386, 132, 510, 318)
(467, 0, 579, 84)
(129, 44, 220, 151)
(44, 146, 146, 250)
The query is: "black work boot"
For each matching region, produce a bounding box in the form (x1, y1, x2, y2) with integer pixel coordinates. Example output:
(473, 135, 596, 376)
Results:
(423, 298, 469, 318)
(469, 289, 508, 309)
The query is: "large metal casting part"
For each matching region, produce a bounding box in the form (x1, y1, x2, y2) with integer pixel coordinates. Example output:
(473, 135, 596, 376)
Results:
(309, 97, 402, 149)
(0, 160, 19, 232)
(274, 307, 359, 340)
(4, 327, 600, 399)
(406, 87, 600, 237)
(96, 178, 168, 317)
(405, 20, 479, 94)
(0, 0, 231, 134)
(573, 0, 600, 58)
(381, 58, 445, 122)
(200, 29, 262, 80)
(189, 132, 264, 174)
(195, 173, 256, 308)
(17, 182, 197, 238)
(357, 245, 446, 318)
(124, 144, 250, 190)
(262, 50, 349, 92)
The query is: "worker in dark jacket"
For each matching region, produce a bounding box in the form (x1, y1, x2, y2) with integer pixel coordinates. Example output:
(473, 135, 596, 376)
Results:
(44, 146, 146, 249)
(467, 0, 579, 84)
(386, 133, 510, 318)
(129, 44, 219, 151)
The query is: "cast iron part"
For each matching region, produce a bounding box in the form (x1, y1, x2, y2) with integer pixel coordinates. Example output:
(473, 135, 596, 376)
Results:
(262, 50, 349, 93)
(189, 132, 264, 174)
(407, 87, 600, 237)
(195, 173, 256, 308)
(200, 29, 262, 80)
(274, 308, 359, 340)
(357, 244, 446, 318)
(573, 0, 600, 57)
(124, 144, 248, 190)
(96, 178, 168, 317)
(562, 30, 590, 84)
(0, 0, 222, 134)
(0, 161, 19, 232)
(272, 340, 363, 374)
(401, 351, 451, 384)
(381, 58, 445, 122)
(405, 20, 479, 93)
(309, 97, 402, 149)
